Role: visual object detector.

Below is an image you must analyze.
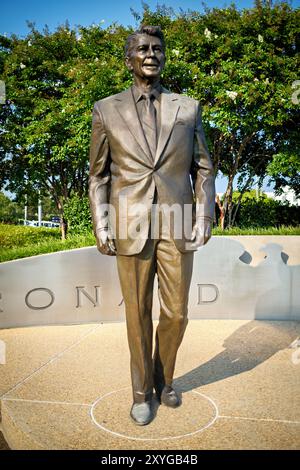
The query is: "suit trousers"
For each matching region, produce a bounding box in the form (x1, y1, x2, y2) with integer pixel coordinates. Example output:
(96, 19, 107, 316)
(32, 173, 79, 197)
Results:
(116, 205, 194, 403)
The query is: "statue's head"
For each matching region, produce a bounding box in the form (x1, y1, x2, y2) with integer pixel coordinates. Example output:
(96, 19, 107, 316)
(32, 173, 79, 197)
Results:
(125, 25, 166, 81)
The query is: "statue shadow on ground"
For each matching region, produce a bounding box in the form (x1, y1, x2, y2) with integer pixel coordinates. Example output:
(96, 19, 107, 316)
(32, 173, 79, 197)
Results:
(174, 319, 299, 393)
(173, 238, 300, 393)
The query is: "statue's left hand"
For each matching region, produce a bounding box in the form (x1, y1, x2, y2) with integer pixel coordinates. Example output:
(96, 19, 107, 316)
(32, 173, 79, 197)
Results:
(189, 218, 212, 249)
(96, 227, 117, 256)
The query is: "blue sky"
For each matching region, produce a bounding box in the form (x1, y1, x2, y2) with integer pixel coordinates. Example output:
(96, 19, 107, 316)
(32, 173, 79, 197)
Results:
(2, 0, 298, 193)
(1, 0, 299, 37)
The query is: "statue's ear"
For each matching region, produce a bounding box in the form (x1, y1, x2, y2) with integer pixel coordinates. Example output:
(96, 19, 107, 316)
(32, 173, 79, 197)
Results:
(125, 56, 133, 71)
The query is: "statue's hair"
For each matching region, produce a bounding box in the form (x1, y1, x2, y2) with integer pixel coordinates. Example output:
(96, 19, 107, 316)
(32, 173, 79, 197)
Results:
(125, 25, 165, 57)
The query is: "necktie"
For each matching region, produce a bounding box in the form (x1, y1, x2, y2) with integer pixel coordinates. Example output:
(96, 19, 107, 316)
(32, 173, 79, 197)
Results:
(141, 93, 157, 159)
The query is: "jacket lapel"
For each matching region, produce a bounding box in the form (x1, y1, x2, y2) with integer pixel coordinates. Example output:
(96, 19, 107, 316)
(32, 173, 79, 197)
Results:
(114, 88, 152, 163)
(155, 89, 180, 165)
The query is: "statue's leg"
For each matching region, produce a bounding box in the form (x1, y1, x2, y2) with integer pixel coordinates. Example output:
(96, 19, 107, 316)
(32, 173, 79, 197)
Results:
(116, 238, 156, 404)
(153, 237, 194, 392)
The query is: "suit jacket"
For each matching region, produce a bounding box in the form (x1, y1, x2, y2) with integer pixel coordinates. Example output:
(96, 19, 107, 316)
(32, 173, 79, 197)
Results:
(89, 86, 215, 255)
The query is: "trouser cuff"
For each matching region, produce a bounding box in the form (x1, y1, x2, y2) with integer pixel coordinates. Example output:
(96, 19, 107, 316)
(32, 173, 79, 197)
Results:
(133, 390, 153, 404)
(164, 377, 173, 387)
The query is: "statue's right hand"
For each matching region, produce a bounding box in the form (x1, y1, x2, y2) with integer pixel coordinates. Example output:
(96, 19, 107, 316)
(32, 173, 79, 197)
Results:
(96, 227, 116, 256)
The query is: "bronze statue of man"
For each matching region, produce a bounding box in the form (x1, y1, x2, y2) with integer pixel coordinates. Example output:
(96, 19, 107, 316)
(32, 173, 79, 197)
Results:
(89, 25, 215, 425)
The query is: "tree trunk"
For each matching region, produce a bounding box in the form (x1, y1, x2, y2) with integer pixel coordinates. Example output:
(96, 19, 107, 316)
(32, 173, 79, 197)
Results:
(57, 199, 68, 241)
(231, 159, 264, 226)
(215, 194, 225, 230)
(231, 176, 254, 226)
(222, 173, 234, 228)
(221, 134, 255, 228)
(60, 217, 68, 240)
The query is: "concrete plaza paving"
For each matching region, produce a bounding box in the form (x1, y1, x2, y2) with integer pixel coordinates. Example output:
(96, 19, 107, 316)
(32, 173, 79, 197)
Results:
(0, 320, 299, 450)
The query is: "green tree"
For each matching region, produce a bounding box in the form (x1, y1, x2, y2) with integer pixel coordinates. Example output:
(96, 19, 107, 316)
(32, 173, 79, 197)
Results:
(140, 2, 300, 227)
(0, 192, 23, 223)
(1, 2, 299, 234)
(63, 194, 92, 234)
(266, 131, 300, 197)
(0, 22, 129, 238)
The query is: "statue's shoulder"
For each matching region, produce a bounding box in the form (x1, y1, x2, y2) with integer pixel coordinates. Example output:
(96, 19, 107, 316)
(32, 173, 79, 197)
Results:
(93, 88, 131, 109)
(162, 87, 198, 105)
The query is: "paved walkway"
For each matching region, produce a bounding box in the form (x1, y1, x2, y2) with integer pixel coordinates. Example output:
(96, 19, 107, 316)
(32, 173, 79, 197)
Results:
(0, 320, 300, 450)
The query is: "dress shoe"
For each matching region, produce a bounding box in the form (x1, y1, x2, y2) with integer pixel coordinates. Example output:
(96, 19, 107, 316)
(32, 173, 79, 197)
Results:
(130, 401, 153, 426)
(160, 386, 180, 408)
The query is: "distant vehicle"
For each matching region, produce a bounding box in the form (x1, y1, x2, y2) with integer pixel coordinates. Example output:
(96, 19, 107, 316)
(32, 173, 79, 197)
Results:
(21, 220, 60, 228)
(24, 220, 39, 227)
(51, 216, 61, 223)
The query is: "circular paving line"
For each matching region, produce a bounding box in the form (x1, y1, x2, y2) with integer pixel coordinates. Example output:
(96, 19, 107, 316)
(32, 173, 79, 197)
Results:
(90, 386, 219, 441)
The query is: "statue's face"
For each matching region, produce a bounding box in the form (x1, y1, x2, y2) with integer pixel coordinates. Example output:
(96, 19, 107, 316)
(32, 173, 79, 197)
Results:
(126, 34, 165, 81)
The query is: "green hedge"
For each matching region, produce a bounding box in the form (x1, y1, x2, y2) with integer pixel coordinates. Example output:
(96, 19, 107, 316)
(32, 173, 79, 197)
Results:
(232, 192, 300, 228)
(63, 192, 300, 233)
(64, 195, 92, 234)
(0, 224, 60, 248)
(1, 223, 299, 263)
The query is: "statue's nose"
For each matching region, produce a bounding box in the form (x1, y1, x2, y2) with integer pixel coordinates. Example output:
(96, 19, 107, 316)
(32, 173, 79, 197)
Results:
(147, 47, 155, 57)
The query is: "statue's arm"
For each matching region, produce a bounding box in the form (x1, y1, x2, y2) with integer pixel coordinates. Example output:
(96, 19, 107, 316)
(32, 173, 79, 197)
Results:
(189, 101, 216, 247)
(88, 103, 116, 255)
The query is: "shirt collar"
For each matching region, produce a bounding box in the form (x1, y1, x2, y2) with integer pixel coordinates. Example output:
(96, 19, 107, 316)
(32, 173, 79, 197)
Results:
(132, 84, 162, 103)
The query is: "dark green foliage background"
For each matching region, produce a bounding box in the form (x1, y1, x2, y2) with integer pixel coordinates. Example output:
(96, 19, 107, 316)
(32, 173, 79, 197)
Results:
(0, 1, 299, 231)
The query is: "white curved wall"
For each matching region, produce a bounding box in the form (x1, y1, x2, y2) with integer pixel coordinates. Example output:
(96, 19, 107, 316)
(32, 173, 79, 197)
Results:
(0, 236, 299, 328)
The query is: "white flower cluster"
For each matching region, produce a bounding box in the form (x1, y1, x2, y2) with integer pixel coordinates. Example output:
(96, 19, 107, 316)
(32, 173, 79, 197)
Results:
(226, 90, 238, 101)
(204, 28, 212, 40)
